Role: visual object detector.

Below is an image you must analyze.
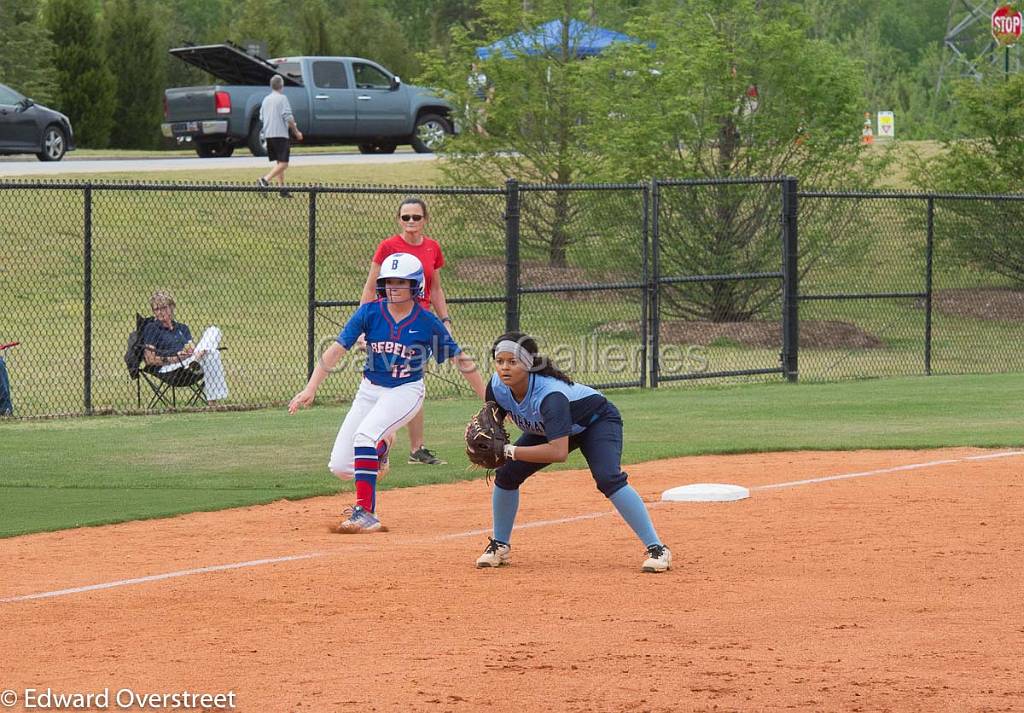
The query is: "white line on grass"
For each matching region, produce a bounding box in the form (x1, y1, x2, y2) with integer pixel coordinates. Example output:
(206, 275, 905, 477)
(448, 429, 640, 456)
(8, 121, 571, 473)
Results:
(4, 450, 1023, 604)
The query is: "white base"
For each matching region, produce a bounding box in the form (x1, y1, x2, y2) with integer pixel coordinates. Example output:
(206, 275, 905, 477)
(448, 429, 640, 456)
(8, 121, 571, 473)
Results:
(661, 483, 750, 502)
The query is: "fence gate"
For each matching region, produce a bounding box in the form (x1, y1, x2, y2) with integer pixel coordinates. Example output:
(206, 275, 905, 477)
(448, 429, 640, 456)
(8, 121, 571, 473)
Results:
(650, 177, 797, 386)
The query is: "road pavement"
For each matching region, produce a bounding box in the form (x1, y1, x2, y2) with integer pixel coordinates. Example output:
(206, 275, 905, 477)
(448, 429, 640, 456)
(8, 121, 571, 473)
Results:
(0, 151, 437, 177)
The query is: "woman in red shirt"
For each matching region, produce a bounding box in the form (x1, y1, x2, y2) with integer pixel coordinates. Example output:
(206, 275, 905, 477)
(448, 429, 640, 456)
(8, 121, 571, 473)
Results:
(359, 197, 453, 465)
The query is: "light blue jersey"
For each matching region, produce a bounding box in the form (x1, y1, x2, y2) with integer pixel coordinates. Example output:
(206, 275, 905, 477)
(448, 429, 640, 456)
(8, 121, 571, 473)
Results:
(488, 372, 607, 439)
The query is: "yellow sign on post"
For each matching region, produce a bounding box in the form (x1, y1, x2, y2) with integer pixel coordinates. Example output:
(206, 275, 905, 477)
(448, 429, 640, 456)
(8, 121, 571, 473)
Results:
(877, 111, 895, 139)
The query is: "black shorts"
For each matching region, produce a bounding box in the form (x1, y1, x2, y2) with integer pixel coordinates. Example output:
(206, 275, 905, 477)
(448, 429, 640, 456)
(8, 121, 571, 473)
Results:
(266, 137, 290, 163)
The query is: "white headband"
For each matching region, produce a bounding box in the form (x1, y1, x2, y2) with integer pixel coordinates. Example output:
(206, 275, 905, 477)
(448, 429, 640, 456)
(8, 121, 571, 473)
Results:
(493, 340, 535, 370)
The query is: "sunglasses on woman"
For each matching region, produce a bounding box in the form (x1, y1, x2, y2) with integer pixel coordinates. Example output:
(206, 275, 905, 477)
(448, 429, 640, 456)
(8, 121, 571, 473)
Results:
(400, 214, 424, 222)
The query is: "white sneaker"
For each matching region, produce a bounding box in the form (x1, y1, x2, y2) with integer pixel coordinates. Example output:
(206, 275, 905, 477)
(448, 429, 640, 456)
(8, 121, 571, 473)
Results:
(332, 505, 384, 534)
(476, 538, 511, 568)
(642, 544, 671, 573)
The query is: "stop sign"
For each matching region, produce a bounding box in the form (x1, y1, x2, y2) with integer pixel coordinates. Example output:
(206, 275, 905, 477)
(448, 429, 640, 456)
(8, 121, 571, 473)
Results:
(992, 4, 1023, 46)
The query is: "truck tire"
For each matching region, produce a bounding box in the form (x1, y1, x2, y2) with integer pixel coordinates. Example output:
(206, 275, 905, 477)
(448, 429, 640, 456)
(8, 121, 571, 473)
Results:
(248, 121, 267, 157)
(195, 141, 235, 158)
(410, 114, 451, 153)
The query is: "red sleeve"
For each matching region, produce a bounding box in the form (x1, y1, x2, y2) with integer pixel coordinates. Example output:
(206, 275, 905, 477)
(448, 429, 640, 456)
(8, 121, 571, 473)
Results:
(371, 237, 395, 265)
(433, 239, 445, 269)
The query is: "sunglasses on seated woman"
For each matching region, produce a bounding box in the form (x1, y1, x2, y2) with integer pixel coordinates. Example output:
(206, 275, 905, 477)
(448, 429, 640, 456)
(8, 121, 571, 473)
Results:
(400, 214, 424, 222)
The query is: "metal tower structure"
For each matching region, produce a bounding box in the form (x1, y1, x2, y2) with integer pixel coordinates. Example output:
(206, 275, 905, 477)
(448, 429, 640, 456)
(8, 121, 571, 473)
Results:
(938, 0, 1022, 90)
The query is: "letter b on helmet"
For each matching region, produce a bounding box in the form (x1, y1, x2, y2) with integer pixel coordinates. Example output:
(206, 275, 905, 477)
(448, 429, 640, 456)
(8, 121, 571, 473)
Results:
(376, 252, 425, 299)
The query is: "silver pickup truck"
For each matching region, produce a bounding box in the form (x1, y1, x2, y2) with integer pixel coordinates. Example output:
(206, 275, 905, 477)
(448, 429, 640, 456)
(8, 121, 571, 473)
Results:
(161, 43, 455, 157)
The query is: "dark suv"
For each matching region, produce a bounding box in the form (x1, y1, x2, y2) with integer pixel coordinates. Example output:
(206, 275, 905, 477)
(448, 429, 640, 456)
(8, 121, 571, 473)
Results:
(0, 82, 75, 161)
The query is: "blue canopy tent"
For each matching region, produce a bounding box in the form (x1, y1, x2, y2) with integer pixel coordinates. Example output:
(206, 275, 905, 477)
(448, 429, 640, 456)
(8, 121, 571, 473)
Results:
(476, 19, 650, 60)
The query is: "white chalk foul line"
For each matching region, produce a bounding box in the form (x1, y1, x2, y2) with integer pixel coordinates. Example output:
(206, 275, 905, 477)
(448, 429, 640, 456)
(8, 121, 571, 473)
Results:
(0, 514, 618, 604)
(750, 449, 1024, 492)
(964, 450, 1024, 461)
(0, 552, 326, 603)
(751, 459, 960, 491)
(4, 450, 1022, 604)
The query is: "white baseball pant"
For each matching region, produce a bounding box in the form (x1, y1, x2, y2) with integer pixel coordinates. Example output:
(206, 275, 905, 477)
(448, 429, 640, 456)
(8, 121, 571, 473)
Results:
(328, 377, 425, 478)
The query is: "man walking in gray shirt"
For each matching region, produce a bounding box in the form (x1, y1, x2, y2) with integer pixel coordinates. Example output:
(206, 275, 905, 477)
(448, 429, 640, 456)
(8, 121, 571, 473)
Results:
(258, 75, 303, 197)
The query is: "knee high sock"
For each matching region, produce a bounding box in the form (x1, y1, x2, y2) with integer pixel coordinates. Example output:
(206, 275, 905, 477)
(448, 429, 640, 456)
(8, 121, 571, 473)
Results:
(492, 485, 519, 544)
(353, 445, 379, 512)
(609, 485, 661, 547)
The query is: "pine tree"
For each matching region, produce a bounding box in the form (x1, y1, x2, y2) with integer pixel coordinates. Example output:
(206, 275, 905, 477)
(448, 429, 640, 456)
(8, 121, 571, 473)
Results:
(0, 0, 57, 104)
(299, 0, 332, 56)
(44, 0, 116, 148)
(330, 0, 414, 78)
(229, 0, 295, 58)
(155, 0, 231, 89)
(105, 0, 164, 149)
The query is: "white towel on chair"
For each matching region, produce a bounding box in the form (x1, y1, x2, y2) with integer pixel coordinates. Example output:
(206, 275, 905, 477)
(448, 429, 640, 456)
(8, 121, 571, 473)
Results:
(158, 326, 228, 401)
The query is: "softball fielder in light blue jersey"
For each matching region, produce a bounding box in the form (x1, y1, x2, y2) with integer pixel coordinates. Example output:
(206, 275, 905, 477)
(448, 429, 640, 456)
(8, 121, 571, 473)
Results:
(475, 331, 672, 573)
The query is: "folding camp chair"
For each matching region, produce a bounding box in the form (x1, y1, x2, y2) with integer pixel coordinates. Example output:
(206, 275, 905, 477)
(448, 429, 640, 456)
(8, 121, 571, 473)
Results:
(138, 363, 207, 409)
(126, 314, 206, 409)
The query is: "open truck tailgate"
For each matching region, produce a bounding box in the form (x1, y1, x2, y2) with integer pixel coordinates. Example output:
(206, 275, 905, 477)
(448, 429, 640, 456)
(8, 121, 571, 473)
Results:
(168, 43, 302, 86)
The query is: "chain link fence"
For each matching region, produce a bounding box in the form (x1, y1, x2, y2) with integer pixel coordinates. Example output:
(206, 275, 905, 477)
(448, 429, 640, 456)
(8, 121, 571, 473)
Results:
(798, 191, 1024, 381)
(2, 179, 1022, 418)
(929, 194, 1024, 375)
(651, 178, 793, 387)
(516, 183, 649, 390)
(2, 182, 313, 416)
(311, 185, 508, 403)
(3, 184, 86, 416)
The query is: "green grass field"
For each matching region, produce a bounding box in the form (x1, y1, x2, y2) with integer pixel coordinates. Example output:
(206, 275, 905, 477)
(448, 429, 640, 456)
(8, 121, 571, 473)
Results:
(2, 372, 1021, 538)
(36, 158, 444, 184)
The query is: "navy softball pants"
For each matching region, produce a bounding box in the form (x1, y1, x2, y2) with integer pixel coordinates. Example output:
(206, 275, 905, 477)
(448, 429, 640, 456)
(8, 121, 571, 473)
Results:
(493, 404, 628, 498)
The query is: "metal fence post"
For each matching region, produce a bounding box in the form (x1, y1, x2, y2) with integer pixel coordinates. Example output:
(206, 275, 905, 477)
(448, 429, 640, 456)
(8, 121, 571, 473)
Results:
(640, 183, 649, 389)
(504, 178, 520, 333)
(83, 185, 93, 414)
(924, 196, 934, 375)
(650, 178, 661, 388)
(781, 177, 799, 383)
(307, 188, 318, 378)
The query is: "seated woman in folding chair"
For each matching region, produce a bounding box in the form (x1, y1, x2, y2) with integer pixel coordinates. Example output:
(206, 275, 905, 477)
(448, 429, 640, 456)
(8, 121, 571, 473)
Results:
(141, 290, 228, 405)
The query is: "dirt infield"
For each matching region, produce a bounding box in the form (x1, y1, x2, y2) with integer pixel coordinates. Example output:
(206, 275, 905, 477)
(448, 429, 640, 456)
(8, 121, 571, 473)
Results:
(2, 448, 1023, 712)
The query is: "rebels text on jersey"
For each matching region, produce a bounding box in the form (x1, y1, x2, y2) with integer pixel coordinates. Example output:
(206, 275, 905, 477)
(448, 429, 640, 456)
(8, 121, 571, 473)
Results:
(338, 301, 460, 387)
